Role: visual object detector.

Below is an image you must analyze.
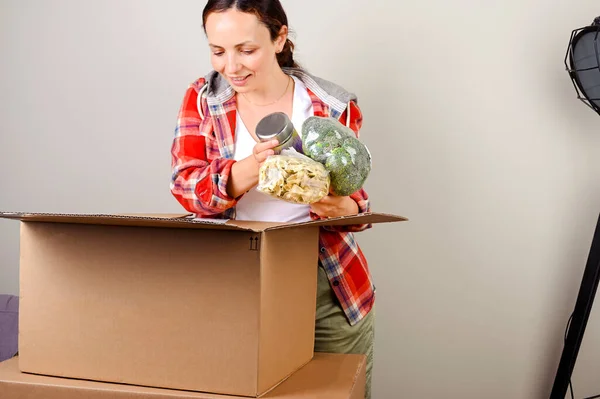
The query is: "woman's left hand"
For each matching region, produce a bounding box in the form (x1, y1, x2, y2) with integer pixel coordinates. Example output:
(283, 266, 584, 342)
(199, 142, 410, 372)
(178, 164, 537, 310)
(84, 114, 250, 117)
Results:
(310, 194, 359, 218)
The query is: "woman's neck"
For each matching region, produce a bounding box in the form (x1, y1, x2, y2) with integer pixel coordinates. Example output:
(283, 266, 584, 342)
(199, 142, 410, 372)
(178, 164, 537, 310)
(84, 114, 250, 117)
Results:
(240, 69, 291, 107)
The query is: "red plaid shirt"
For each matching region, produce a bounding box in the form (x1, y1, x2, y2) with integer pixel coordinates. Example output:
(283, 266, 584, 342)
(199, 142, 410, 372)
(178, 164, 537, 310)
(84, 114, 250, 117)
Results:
(170, 69, 374, 325)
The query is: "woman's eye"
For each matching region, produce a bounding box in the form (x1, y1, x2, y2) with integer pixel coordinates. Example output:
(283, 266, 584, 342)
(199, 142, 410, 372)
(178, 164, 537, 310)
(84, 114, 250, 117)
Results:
(213, 52, 224, 56)
(241, 49, 255, 55)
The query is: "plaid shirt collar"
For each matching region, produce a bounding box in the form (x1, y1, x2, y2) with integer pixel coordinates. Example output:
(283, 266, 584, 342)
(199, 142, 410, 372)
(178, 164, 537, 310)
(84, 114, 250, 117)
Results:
(200, 67, 358, 120)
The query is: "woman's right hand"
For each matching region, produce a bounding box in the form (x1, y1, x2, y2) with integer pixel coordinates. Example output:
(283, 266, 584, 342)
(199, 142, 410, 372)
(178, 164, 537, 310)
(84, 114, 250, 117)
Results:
(251, 139, 279, 167)
(226, 139, 279, 198)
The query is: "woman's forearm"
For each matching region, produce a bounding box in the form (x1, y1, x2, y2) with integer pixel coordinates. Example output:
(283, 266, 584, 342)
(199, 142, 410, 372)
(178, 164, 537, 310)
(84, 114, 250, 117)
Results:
(226, 156, 260, 198)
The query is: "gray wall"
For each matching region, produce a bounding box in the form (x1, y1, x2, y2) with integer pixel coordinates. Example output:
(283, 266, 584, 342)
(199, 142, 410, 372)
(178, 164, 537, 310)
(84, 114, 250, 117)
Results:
(1, 1, 600, 398)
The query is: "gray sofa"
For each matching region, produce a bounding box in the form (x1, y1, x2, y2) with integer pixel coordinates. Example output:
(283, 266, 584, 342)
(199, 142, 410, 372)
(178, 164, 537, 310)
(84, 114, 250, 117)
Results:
(0, 295, 18, 362)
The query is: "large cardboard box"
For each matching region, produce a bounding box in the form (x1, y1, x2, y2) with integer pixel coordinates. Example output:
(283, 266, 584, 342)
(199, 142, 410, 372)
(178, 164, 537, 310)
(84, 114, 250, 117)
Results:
(0, 352, 367, 398)
(0, 212, 404, 397)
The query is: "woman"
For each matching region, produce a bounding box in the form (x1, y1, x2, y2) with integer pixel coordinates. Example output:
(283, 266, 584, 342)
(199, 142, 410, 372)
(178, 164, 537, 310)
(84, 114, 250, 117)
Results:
(170, 1, 376, 397)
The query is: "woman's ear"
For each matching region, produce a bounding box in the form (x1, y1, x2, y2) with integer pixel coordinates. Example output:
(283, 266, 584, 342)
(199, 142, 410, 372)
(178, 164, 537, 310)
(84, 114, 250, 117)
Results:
(276, 25, 288, 53)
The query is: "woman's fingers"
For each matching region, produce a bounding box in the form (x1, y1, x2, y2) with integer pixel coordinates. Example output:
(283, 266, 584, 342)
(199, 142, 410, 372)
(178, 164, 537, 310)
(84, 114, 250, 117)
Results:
(253, 140, 279, 163)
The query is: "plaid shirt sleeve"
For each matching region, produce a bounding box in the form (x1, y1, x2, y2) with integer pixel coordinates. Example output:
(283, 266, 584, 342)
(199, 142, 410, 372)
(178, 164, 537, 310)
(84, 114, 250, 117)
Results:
(170, 80, 239, 217)
(309, 100, 372, 232)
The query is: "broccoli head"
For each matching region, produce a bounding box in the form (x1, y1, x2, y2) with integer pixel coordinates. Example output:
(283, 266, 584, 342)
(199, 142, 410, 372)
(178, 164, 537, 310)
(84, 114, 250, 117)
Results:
(301, 116, 371, 196)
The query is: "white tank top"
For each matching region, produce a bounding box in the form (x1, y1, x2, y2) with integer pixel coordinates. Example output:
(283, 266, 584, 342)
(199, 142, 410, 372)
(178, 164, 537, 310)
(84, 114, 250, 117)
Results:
(233, 76, 314, 223)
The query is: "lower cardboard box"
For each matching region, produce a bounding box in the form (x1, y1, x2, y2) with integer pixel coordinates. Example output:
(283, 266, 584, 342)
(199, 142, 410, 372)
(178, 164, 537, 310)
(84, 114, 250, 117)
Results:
(0, 352, 366, 399)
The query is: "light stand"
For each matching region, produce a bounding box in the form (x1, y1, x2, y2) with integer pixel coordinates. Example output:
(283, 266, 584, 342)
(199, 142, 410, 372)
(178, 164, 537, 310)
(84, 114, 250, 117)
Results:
(551, 17, 600, 398)
(549, 213, 600, 399)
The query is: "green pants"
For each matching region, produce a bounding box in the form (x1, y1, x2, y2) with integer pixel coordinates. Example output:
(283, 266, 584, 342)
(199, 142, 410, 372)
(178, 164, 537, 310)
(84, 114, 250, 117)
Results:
(314, 265, 375, 399)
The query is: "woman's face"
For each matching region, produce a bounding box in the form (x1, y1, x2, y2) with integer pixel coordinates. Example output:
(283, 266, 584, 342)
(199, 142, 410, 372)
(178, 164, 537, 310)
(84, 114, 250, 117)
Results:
(204, 9, 286, 93)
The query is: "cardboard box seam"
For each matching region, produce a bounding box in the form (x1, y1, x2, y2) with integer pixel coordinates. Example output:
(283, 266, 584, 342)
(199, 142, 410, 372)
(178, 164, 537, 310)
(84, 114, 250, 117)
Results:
(256, 241, 263, 398)
(255, 357, 313, 398)
(2, 374, 208, 398)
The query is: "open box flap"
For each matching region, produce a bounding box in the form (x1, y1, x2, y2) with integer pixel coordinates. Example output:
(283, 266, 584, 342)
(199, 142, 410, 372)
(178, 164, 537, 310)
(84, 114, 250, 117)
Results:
(0, 211, 407, 232)
(264, 212, 407, 231)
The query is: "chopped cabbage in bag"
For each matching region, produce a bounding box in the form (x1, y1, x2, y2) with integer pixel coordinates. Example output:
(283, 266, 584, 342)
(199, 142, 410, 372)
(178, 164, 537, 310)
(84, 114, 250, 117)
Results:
(257, 149, 330, 205)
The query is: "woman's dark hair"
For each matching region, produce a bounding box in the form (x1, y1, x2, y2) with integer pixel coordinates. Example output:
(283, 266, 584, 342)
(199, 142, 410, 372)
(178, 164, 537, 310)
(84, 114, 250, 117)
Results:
(202, 0, 298, 68)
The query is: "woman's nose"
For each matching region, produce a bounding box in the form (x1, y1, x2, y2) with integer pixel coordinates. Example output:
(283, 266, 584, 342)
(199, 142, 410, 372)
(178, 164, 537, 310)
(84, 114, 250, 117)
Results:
(225, 54, 241, 75)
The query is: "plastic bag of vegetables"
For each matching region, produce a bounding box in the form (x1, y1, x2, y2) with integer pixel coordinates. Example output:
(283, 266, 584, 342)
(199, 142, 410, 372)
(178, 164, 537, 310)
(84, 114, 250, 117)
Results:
(301, 116, 372, 196)
(256, 148, 330, 204)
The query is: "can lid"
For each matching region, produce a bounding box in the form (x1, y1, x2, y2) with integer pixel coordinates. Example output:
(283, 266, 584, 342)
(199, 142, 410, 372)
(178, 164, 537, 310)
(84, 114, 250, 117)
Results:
(255, 112, 294, 143)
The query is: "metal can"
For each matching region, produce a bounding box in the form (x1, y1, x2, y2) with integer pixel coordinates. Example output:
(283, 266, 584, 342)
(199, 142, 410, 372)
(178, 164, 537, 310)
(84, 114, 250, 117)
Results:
(255, 112, 303, 154)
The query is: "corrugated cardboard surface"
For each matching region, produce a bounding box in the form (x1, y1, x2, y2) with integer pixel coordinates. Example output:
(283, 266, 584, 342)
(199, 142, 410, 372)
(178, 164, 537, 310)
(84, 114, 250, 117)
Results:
(18, 222, 318, 397)
(0, 353, 366, 399)
(257, 229, 318, 393)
